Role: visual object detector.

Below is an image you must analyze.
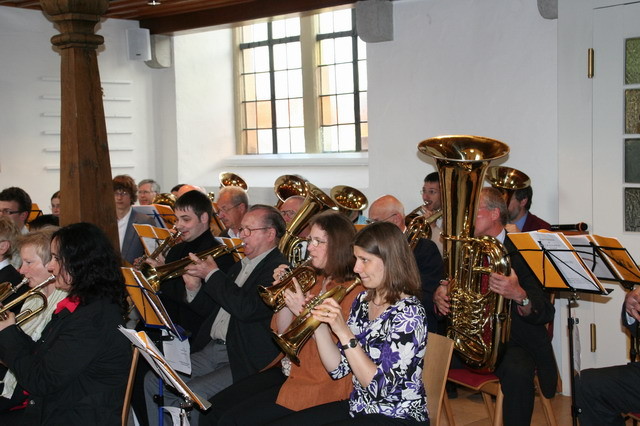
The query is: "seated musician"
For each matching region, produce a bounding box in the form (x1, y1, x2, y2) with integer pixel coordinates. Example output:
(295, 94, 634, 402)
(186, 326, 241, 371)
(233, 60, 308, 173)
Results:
(0, 187, 32, 235)
(506, 185, 552, 232)
(434, 187, 556, 425)
(420, 172, 443, 254)
(201, 210, 364, 425)
(144, 205, 287, 426)
(278, 195, 305, 226)
(0, 227, 67, 412)
(368, 195, 443, 333)
(149, 189, 236, 340)
(0, 217, 22, 286)
(0, 223, 131, 425)
(286, 222, 428, 424)
(216, 186, 249, 239)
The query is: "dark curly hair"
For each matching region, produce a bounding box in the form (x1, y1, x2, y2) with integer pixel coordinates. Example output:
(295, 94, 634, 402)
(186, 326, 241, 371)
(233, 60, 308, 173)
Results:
(52, 223, 127, 313)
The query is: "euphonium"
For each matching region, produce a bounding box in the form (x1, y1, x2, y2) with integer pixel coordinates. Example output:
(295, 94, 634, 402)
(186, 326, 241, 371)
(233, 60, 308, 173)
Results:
(418, 135, 511, 372)
(141, 243, 244, 291)
(0, 277, 29, 303)
(274, 174, 308, 208)
(0, 275, 55, 325)
(258, 258, 316, 312)
(279, 183, 338, 267)
(273, 277, 362, 365)
(485, 166, 531, 205)
(404, 209, 442, 249)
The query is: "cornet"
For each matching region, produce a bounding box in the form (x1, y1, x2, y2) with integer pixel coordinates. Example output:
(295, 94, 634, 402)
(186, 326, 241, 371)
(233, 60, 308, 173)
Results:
(258, 258, 316, 312)
(0, 275, 56, 325)
(0, 277, 29, 303)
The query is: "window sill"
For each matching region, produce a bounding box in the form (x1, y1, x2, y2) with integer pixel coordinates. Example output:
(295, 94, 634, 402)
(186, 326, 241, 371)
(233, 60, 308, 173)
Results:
(222, 152, 369, 167)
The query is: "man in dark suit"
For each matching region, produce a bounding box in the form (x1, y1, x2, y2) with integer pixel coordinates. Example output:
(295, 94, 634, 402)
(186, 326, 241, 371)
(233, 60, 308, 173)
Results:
(506, 185, 552, 232)
(113, 175, 155, 265)
(144, 204, 287, 426)
(367, 195, 443, 333)
(151, 189, 236, 340)
(434, 187, 556, 426)
(575, 285, 640, 425)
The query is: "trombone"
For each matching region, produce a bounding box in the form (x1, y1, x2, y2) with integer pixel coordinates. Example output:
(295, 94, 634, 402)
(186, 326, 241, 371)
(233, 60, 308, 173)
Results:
(0, 275, 56, 325)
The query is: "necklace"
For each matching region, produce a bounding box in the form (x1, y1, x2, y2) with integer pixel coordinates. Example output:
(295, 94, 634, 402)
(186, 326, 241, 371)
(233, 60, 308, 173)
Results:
(371, 299, 387, 307)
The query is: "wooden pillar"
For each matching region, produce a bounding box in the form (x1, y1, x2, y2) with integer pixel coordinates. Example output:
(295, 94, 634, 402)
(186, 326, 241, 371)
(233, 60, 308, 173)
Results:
(40, 0, 119, 250)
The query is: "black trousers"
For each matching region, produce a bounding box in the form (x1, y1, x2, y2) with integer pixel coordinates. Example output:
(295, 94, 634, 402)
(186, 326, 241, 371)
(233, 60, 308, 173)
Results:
(494, 344, 537, 426)
(575, 362, 640, 426)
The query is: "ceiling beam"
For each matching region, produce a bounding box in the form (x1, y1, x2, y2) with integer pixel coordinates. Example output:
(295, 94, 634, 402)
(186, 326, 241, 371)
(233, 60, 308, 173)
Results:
(140, 0, 355, 34)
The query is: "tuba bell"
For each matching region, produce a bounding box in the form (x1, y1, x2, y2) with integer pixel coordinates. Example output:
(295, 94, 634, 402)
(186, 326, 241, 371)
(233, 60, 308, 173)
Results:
(274, 175, 309, 208)
(418, 135, 511, 372)
(152, 193, 177, 209)
(485, 166, 531, 206)
(330, 185, 368, 221)
(278, 183, 338, 267)
(219, 172, 248, 190)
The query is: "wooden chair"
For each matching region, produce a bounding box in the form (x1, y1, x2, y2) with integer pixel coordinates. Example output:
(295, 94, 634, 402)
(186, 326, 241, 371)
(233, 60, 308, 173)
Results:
(423, 332, 455, 425)
(444, 368, 557, 426)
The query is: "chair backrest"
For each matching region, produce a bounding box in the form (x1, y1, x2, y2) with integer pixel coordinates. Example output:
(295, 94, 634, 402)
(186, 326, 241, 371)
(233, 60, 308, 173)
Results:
(423, 332, 455, 425)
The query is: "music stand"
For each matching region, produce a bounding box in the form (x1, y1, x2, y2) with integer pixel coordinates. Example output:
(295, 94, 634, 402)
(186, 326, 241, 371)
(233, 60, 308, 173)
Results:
(509, 231, 612, 426)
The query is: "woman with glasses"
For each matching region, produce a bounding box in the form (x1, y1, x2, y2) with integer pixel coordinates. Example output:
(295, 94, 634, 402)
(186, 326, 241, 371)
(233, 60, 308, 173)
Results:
(201, 210, 364, 425)
(286, 221, 428, 425)
(0, 222, 131, 425)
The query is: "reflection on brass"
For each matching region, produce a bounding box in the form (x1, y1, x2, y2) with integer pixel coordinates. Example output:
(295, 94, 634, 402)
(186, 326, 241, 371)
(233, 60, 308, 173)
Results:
(485, 166, 531, 205)
(219, 172, 248, 190)
(590, 323, 596, 352)
(0, 275, 55, 325)
(274, 175, 308, 208)
(405, 209, 441, 249)
(418, 135, 511, 372)
(258, 258, 316, 312)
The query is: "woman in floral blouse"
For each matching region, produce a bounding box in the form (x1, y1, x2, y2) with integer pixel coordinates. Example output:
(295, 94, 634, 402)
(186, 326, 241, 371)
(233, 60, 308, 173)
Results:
(294, 221, 429, 425)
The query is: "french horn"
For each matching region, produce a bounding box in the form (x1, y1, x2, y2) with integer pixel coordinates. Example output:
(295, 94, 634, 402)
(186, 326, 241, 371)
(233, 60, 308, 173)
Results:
(418, 135, 512, 372)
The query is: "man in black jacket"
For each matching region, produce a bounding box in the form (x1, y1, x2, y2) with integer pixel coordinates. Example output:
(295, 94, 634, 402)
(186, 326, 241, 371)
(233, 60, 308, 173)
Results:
(434, 187, 556, 426)
(145, 204, 287, 425)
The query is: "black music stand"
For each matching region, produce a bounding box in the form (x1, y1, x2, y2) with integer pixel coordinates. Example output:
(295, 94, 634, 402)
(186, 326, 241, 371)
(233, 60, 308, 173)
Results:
(509, 231, 612, 426)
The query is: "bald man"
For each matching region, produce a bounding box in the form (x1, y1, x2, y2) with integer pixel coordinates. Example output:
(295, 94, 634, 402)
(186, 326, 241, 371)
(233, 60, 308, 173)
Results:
(368, 195, 444, 333)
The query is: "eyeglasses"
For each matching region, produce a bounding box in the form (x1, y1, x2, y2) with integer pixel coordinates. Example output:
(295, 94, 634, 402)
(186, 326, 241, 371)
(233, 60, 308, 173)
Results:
(238, 226, 270, 236)
(420, 189, 439, 195)
(0, 209, 21, 216)
(280, 210, 297, 219)
(137, 190, 154, 195)
(307, 237, 328, 247)
(218, 203, 241, 214)
(365, 213, 397, 225)
(114, 190, 130, 197)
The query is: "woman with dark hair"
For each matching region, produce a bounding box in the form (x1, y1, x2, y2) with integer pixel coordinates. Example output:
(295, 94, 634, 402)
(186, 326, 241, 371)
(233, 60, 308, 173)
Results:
(201, 210, 364, 425)
(292, 221, 428, 425)
(0, 222, 132, 425)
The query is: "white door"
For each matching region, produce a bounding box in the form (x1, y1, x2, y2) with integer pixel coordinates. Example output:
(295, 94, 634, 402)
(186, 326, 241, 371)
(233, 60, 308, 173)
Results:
(583, 1, 640, 369)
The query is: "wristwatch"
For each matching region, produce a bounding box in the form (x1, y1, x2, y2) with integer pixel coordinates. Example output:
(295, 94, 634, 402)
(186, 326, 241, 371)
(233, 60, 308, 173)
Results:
(340, 338, 358, 350)
(516, 296, 530, 307)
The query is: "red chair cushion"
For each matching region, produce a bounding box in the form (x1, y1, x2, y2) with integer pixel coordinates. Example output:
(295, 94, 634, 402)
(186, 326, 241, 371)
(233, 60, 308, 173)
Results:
(448, 368, 499, 390)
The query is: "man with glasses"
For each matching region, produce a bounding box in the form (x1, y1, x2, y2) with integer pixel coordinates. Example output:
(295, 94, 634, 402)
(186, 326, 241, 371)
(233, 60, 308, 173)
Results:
(278, 195, 305, 226)
(420, 172, 444, 254)
(368, 195, 443, 333)
(216, 186, 248, 239)
(144, 205, 287, 426)
(137, 178, 160, 206)
(0, 187, 32, 235)
(113, 175, 155, 265)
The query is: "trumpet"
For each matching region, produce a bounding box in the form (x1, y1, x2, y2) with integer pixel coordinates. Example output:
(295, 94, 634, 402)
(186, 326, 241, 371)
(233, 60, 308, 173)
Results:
(0, 277, 29, 303)
(258, 258, 316, 312)
(0, 275, 56, 325)
(273, 277, 361, 365)
(141, 243, 244, 291)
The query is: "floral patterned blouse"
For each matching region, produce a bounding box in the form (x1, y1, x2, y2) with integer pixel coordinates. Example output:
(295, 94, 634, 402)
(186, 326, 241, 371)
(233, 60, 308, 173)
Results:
(330, 292, 428, 421)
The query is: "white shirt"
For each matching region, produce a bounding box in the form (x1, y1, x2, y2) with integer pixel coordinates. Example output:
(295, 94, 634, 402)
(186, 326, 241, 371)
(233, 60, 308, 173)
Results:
(117, 208, 132, 250)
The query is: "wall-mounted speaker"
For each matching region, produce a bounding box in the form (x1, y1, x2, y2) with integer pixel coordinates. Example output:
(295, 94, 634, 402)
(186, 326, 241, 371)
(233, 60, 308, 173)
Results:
(145, 35, 172, 69)
(355, 0, 394, 43)
(126, 28, 152, 61)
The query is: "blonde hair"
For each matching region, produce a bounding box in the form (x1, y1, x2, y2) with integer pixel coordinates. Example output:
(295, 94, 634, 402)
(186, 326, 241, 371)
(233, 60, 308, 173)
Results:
(18, 226, 58, 265)
(0, 216, 21, 261)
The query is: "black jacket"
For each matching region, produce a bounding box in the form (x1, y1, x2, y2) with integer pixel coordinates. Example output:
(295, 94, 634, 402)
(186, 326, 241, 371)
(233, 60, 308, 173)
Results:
(191, 248, 287, 382)
(0, 297, 131, 425)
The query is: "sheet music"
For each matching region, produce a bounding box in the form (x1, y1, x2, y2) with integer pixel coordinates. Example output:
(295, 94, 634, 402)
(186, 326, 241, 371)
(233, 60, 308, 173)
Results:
(119, 327, 211, 411)
(533, 232, 602, 292)
(565, 235, 616, 281)
(161, 329, 191, 375)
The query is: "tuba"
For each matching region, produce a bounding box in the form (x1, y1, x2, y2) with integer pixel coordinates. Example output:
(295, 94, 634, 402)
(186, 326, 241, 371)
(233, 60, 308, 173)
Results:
(418, 135, 511, 372)
(219, 172, 248, 190)
(274, 175, 308, 208)
(273, 277, 361, 365)
(257, 258, 316, 312)
(141, 243, 244, 291)
(278, 183, 338, 267)
(485, 166, 530, 205)
(330, 185, 368, 220)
